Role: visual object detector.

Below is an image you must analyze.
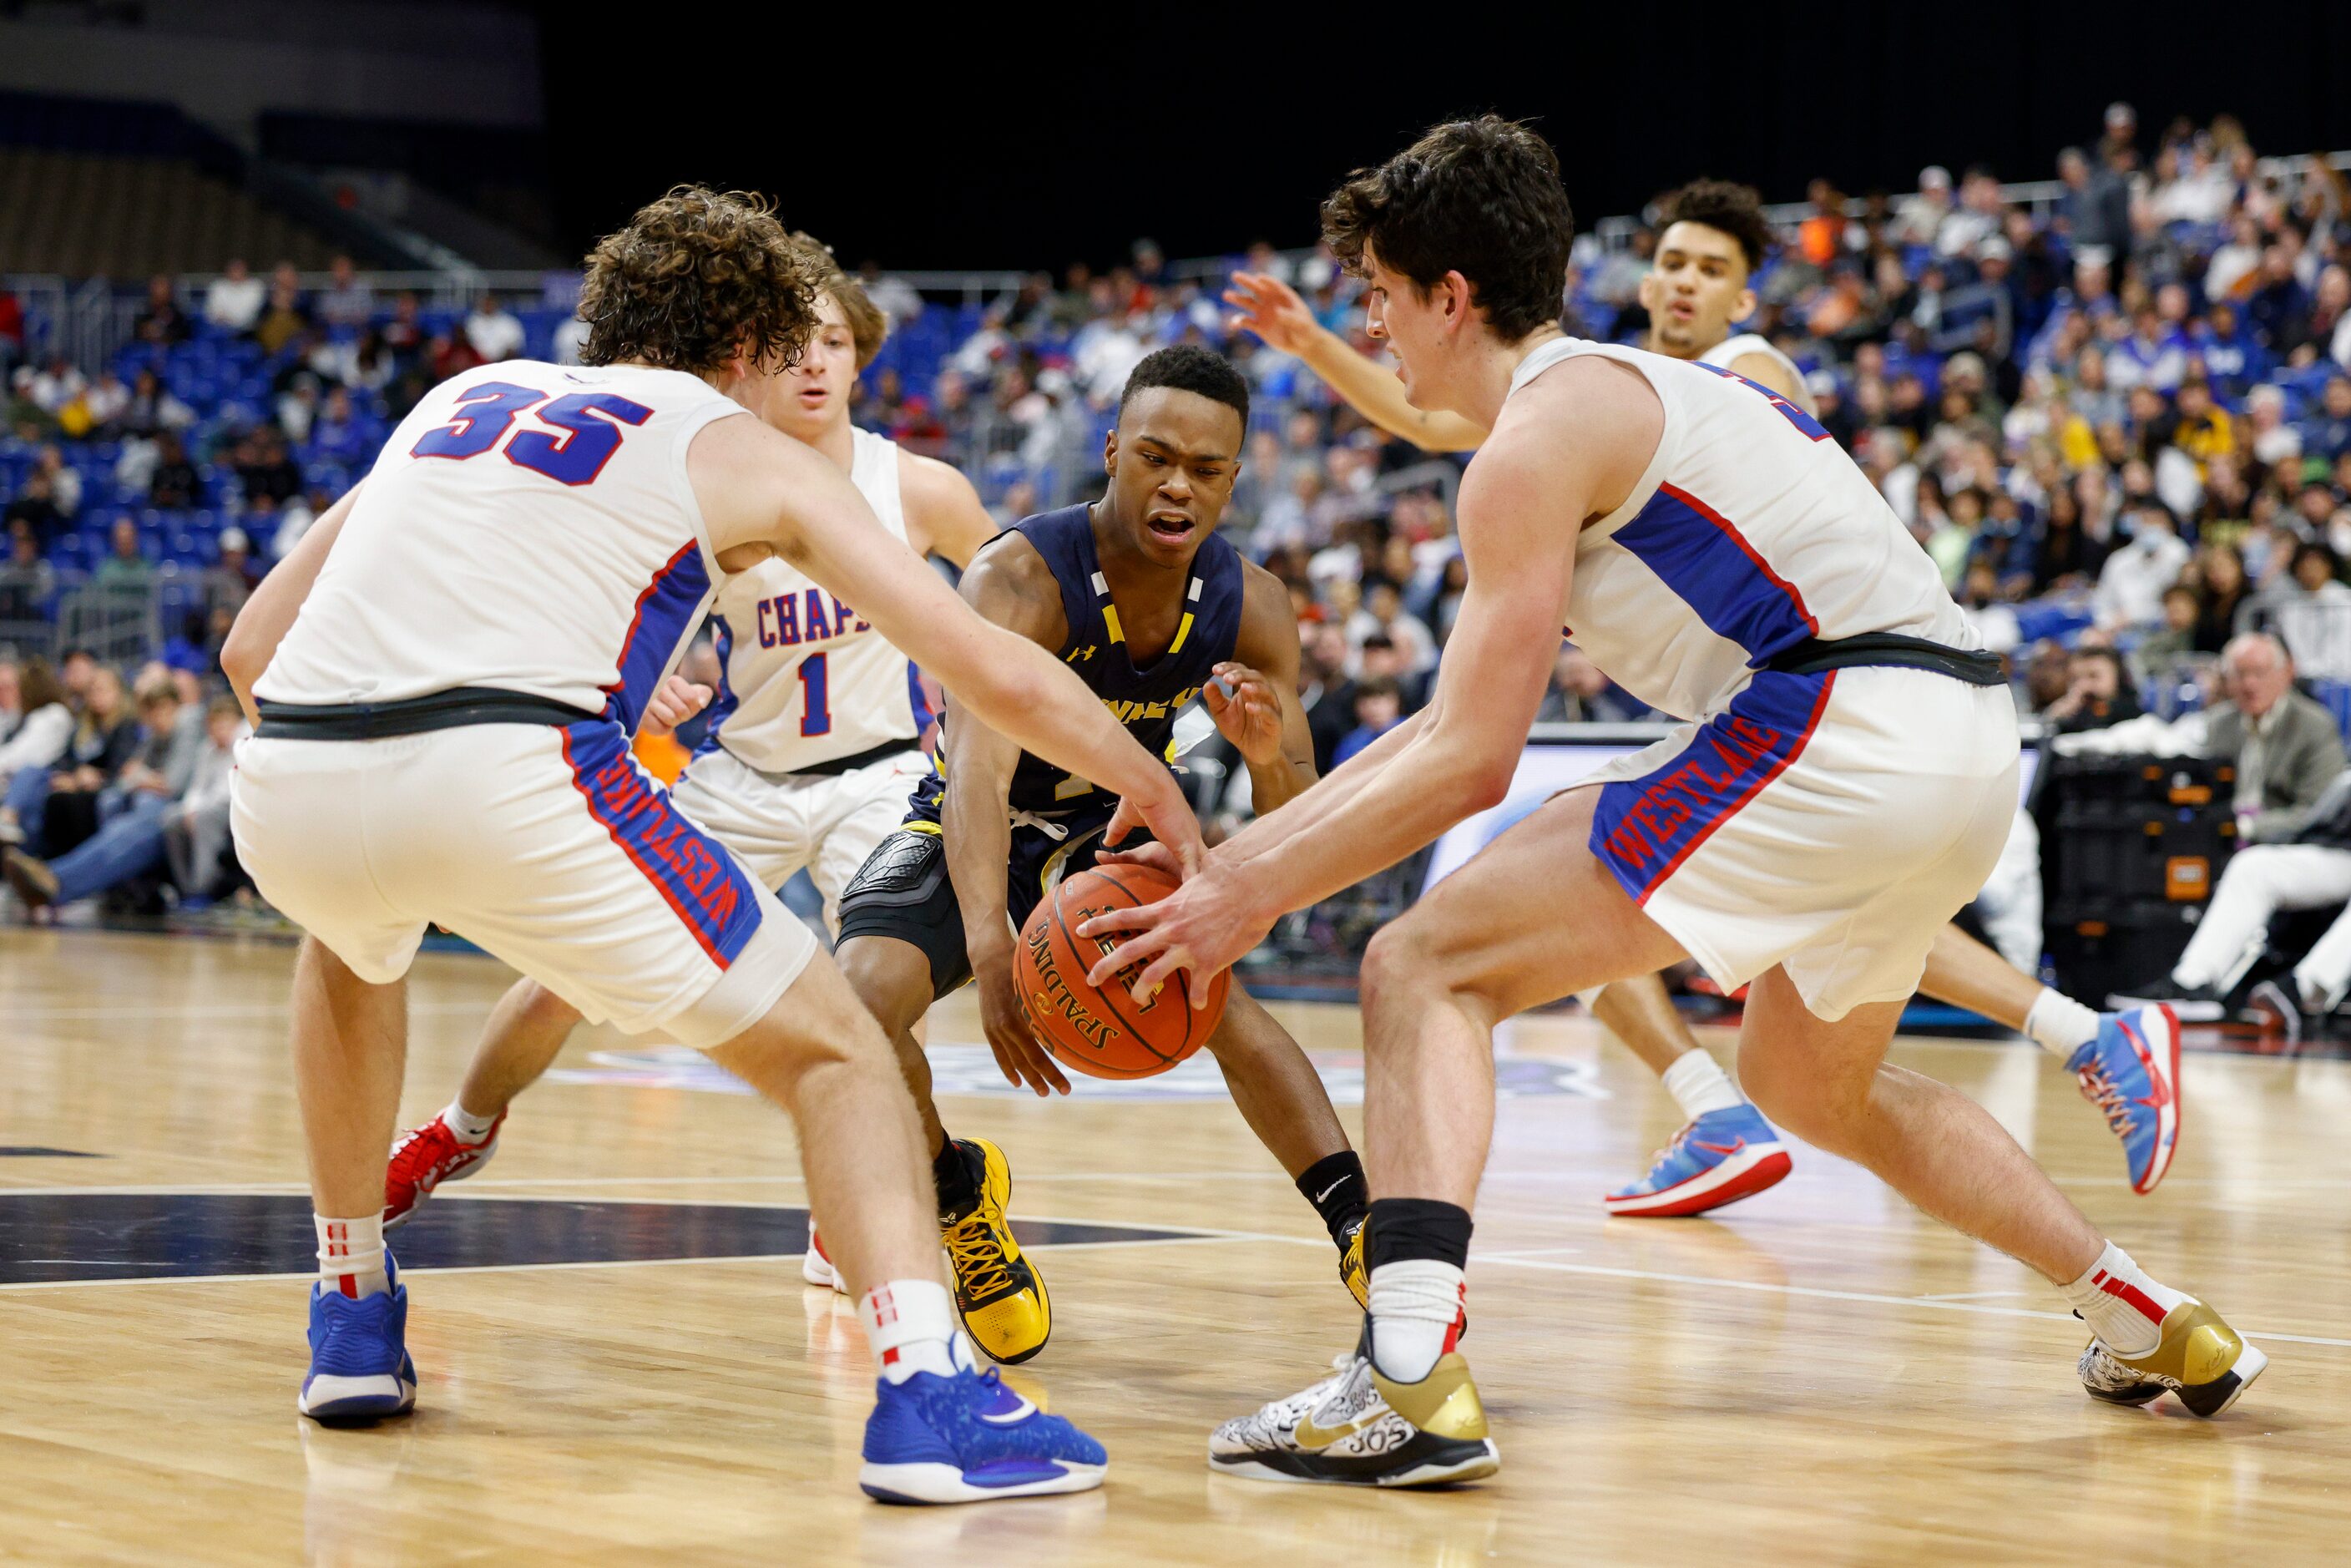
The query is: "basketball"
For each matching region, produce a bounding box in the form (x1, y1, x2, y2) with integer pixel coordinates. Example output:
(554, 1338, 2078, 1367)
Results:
(1015, 862, 1230, 1078)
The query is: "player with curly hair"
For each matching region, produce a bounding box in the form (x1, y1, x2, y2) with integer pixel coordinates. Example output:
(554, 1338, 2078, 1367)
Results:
(223, 185, 1198, 1504)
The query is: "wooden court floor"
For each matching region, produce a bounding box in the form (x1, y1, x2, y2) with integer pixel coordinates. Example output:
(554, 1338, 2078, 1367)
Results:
(5, 928, 2348, 1565)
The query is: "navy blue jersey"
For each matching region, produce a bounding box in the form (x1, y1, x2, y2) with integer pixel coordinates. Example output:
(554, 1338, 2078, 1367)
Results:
(909, 503, 1245, 824)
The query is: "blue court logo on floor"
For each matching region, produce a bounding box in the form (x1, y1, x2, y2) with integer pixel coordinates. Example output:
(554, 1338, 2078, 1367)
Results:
(549, 1043, 1607, 1101)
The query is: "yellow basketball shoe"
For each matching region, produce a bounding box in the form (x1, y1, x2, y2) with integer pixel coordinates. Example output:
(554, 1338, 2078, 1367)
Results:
(1337, 1220, 1369, 1311)
(2078, 1297, 2268, 1418)
(938, 1138, 1051, 1364)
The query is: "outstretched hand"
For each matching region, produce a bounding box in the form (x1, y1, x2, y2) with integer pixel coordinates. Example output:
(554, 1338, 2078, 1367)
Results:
(1074, 857, 1267, 1007)
(1224, 271, 1319, 355)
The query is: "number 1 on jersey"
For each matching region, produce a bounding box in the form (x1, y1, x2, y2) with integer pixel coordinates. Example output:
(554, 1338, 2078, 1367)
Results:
(798, 653, 832, 736)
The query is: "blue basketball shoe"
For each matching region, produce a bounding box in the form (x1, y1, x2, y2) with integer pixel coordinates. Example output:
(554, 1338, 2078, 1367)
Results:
(300, 1257, 417, 1423)
(860, 1350, 1107, 1505)
(2068, 1005, 2182, 1195)
(1604, 1103, 1792, 1217)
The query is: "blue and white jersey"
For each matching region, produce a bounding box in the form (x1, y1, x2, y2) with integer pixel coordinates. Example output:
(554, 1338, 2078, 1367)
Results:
(697, 427, 931, 771)
(257, 359, 744, 735)
(1509, 337, 1970, 723)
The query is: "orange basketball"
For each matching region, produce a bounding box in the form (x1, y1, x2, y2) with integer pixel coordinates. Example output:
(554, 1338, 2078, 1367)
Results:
(1015, 862, 1229, 1078)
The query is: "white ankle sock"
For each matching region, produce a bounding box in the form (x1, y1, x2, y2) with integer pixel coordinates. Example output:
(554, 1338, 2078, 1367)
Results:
(315, 1213, 389, 1299)
(443, 1100, 498, 1143)
(861, 1278, 965, 1383)
(2061, 1242, 2188, 1356)
(1661, 1049, 1743, 1120)
(2024, 988, 2101, 1060)
(1367, 1259, 1464, 1383)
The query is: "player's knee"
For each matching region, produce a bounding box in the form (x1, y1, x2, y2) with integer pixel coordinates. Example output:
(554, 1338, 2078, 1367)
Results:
(1741, 1053, 1866, 1147)
(1361, 916, 1455, 1010)
(835, 937, 931, 1039)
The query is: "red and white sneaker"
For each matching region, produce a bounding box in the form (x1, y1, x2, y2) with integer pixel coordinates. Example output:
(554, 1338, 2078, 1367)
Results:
(801, 1218, 850, 1294)
(382, 1111, 503, 1229)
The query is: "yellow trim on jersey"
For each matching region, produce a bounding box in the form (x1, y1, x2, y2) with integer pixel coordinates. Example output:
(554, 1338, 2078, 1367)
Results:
(1168, 611, 1195, 654)
(1101, 604, 1125, 645)
(902, 820, 943, 837)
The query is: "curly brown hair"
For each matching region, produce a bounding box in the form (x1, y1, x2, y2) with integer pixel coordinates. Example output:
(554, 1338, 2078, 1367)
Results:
(1322, 115, 1574, 344)
(579, 186, 822, 375)
(789, 232, 890, 371)
(1659, 178, 1773, 272)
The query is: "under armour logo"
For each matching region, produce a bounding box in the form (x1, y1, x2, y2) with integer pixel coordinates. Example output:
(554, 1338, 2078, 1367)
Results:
(1066, 645, 1098, 664)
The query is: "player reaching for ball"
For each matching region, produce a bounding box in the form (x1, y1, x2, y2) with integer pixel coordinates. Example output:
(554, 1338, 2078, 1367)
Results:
(1085, 119, 2261, 1488)
(1225, 178, 2181, 1217)
(377, 241, 998, 1230)
(827, 345, 1373, 1364)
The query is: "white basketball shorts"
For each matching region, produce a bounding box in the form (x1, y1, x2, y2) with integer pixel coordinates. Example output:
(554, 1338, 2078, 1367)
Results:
(1581, 665, 2020, 1021)
(667, 744, 928, 928)
(230, 720, 817, 1048)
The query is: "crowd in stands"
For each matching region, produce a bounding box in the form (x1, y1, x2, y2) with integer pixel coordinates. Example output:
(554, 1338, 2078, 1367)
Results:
(12, 104, 2351, 933)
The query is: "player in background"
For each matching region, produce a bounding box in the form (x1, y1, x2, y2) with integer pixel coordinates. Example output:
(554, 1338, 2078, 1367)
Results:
(380, 242, 998, 1229)
(827, 346, 1373, 1363)
(222, 186, 1205, 1504)
(1225, 177, 2177, 1217)
(1091, 122, 2253, 1487)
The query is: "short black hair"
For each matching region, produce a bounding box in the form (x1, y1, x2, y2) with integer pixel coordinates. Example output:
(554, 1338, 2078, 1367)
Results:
(1322, 114, 1573, 343)
(1658, 178, 1773, 273)
(1119, 344, 1248, 427)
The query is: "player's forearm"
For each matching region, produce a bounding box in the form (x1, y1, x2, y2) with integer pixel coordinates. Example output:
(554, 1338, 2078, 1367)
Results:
(1296, 326, 1487, 453)
(1218, 708, 1432, 866)
(1241, 750, 1314, 815)
(948, 629, 1187, 817)
(1229, 721, 1514, 921)
(942, 772, 1017, 961)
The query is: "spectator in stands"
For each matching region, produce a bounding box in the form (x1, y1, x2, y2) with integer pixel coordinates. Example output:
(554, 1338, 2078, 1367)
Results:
(2257, 541, 2351, 680)
(73, 368, 129, 438)
(252, 264, 311, 356)
(3, 469, 66, 546)
(2133, 584, 2203, 680)
(306, 386, 372, 467)
(464, 292, 526, 362)
(10, 662, 135, 858)
(2196, 633, 2348, 843)
(2195, 543, 2253, 653)
(201, 529, 257, 622)
(1346, 578, 1437, 676)
(94, 518, 154, 595)
(1332, 676, 1403, 766)
(0, 521, 55, 627)
(1536, 645, 1641, 723)
(2043, 645, 2145, 731)
(1354, 632, 1429, 716)
(232, 427, 301, 506)
(18, 355, 87, 422)
(553, 315, 589, 366)
(1296, 620, 1357, 776)
(204, 259, 265, 332)
(2, 695, 243, 916)
(2247, 243, 2313, 355)
(2094, 499, 2190, 629)
(0, 660, 16, 743)
(2055, 146, 2131, 261)
(317, 256, 373, 332)
(2302, 377, 2351, 463)
(146, 432, 200, 509)
(429, 330, 487, 385)
(134, 275, 191, 347)
(0, 659, 70, 818)
(0, 288, 21, 377)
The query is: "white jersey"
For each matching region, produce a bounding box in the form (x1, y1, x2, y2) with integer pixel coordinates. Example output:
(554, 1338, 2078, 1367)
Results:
(697, 426, 931, 772)
(1697, 331, 1807, 397)
(1514, 337, 1969, 722)
(258, 360, 744, 734)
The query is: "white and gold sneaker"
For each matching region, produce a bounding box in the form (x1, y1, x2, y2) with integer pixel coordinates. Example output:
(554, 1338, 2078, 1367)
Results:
(2079, 1297, 2268, 1418)
(1209, 1333, 1499, 1487)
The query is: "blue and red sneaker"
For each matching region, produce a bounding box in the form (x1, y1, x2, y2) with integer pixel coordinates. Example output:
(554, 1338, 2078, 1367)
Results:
(2068, 1005, 2182, 1195)
(860, 1348, 1107, 1505)
(300, 1256, 417, 1423)
(1604, 1103, 1792, 1217)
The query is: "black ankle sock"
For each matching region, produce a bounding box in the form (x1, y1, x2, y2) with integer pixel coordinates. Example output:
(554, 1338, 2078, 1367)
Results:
(1296, 1151, 1369, 1244)
(932, 1135, 981, 1218)
(1364, 1196, 1474, 1273)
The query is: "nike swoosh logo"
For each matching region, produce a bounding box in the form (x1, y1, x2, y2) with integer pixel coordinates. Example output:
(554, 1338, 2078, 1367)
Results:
(1292, 1409, 1384, 1449)
(979, 1393, 1039, 1426)
(1312, 1178, 1348, 1206)
(1691, 1137, 1747, 1157)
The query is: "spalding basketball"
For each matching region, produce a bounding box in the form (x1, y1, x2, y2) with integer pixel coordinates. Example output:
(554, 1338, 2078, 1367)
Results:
(1015, 862, 1229, 1078)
